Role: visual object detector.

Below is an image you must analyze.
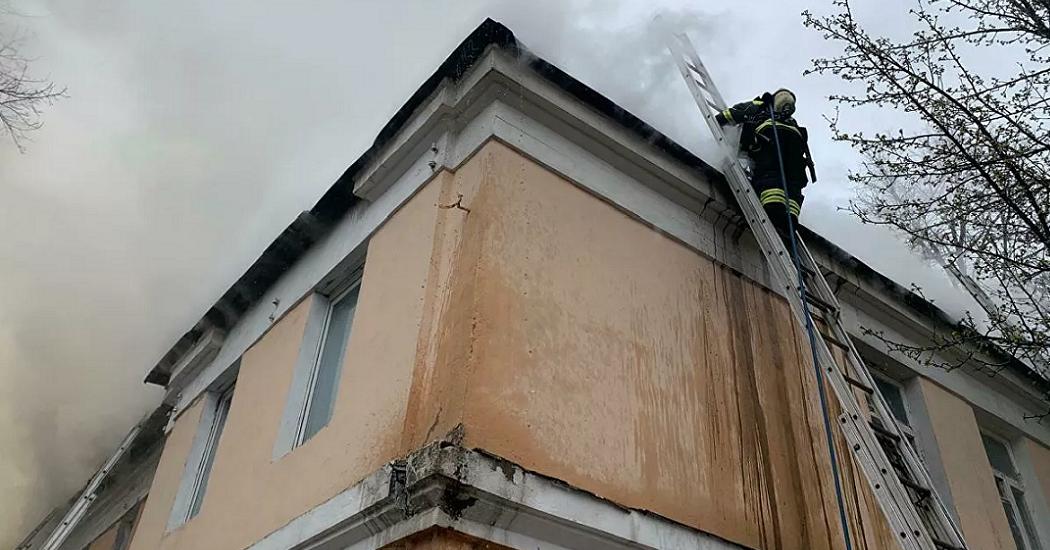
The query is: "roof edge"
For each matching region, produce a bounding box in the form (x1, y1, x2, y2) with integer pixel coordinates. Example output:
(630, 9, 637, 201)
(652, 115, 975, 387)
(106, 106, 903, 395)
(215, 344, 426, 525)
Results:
(144, 17, 1044, 399)
(801, 226, 1048, 395)
(144, 17, 724, 387)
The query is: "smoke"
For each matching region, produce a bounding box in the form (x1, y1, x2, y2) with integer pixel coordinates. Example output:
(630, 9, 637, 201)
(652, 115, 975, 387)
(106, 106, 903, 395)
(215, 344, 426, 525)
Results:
(0, 1, 978, 545)
(478, 0, 980, 318)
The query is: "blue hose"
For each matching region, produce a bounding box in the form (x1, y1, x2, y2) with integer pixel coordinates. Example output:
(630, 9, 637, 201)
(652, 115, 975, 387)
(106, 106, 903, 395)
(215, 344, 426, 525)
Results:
(765, 101, 855, 550)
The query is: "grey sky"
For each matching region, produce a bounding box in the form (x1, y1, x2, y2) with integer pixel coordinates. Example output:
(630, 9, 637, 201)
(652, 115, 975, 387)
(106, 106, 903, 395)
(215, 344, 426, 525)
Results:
(0, 0, 975, 544)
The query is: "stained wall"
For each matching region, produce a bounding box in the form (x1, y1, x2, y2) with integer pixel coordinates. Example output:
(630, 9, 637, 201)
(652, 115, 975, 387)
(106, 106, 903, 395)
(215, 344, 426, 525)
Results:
(916, 378, 1017, 549)
(128, 139, 986, 550)
(128, 171, 448, 550)
(400, 140, 896, 549)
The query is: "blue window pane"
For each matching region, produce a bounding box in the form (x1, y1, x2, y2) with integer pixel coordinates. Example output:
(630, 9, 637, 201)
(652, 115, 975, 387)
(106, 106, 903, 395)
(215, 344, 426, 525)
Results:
(302, 287, 358, 442)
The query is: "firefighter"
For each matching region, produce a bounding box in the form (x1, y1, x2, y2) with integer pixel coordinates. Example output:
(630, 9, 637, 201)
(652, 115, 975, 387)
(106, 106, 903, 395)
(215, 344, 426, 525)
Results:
(714, 89, 816, 239)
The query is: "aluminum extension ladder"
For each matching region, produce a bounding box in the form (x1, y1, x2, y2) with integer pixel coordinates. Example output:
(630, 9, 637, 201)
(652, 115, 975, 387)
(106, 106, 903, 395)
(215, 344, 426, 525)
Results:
(665, 31, 968, 550)
(39, 423, 142, 550)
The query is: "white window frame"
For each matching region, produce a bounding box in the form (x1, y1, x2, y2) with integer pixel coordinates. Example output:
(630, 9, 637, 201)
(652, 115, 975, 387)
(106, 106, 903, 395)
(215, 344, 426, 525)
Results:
(867, 371, 934, 472)
(982, 430, 1044, 550)
(296, 281, 359, 444)
(167, 373, 236, 531)
(273, 268, 363, 459)
(870, 374, 915, 435)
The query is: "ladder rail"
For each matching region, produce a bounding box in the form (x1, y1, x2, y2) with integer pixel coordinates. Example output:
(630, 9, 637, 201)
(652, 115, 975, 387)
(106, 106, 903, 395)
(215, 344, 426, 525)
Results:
(720, 153, 938, 549)
(40, 424, 142, 550)
(664, 27, 969, 550)
(798, 241, 967, 545)
(666, 33, 733, 160)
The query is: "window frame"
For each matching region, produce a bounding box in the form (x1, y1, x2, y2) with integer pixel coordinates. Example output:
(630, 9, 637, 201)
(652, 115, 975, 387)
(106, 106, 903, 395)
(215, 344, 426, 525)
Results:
(982, 430, 1043, 550)
(186, 384, 233, 519)
(166, 373, 237, 532)
(865, 371, 935, 472)
(869, 373, 918, 442)
(295, 280, 360, 445)
(273, 266, 364, 459)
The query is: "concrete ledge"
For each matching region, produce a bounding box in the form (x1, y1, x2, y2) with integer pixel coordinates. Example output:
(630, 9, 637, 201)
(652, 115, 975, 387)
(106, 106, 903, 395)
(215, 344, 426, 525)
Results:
(166, 328, 225, 395)
(250, 433, 744, 550)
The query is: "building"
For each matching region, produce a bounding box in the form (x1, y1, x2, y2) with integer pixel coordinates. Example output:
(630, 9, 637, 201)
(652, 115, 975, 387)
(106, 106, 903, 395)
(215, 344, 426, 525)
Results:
(17, 18, 1050, 550)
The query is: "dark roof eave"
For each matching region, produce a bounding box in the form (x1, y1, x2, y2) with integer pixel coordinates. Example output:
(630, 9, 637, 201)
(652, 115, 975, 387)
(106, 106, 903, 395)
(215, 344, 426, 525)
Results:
(145, 18, 1044, 400)
(800, 226, 1049, 396)
(145, 17, 724, 386)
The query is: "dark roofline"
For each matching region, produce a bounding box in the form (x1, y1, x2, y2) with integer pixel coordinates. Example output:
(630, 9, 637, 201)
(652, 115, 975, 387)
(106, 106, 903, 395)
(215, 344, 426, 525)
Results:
(800, 227, 1049, 395)
(147, 17, 723, 385)
(16, 404, 171, 549)
(146, 18, 1045, 398)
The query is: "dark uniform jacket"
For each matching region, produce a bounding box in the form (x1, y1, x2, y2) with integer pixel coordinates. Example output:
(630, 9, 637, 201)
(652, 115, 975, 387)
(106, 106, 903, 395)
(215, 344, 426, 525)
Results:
(714, 98, 816, 185)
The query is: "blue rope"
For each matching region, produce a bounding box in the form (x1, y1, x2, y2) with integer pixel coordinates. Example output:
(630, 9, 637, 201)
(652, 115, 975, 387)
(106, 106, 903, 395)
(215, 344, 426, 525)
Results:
(765, 101, 855, 550)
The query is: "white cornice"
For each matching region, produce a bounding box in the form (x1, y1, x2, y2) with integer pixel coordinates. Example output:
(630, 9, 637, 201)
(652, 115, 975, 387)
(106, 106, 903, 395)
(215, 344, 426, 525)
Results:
(250, 440, 742, 550)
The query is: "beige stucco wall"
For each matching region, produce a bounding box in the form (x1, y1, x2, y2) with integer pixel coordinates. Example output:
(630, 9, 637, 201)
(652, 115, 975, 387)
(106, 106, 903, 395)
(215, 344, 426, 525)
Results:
(399, 141, 894, 549)
(917, 377, 1017, 549)
(129, 391, 207, 550)
(129, 139, 946, 550)
(129, 170, 448, 550)
(1025, 438, 1050, 514)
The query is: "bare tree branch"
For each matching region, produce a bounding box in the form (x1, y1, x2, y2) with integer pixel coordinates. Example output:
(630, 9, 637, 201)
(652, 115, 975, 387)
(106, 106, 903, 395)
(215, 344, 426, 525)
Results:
(0, 28, 65, 151)
(804, 0, 1050, 387)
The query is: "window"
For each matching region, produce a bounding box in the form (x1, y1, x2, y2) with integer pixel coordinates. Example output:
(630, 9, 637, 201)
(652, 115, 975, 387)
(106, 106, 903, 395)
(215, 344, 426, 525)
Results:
(872, 376, 910, 428)
(982, 432, 1043, 550)
(866, 374, 932, 475)
(297, 281, 360, 444)
(187, 386, 232, 518)
(273, 270, 363, 459)
(168, 384, 234, 530)
(868, 375, 920, 444)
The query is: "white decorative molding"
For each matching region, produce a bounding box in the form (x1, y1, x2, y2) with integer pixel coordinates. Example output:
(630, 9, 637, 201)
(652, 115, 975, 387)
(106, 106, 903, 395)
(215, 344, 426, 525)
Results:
(161, 42, 1049, 453)
(165, 47, 748, 422)
(166, 328, 225, 395)
(250, 442, 743, 550)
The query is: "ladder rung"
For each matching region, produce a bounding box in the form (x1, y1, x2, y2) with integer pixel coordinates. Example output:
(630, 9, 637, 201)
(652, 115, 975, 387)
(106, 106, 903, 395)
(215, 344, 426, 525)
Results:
(867, 423, 936, 498)
(869, 420, 902, 443)
(820, 331, 851, 352)
(900, 477, 933, 500)
(668, 33, 967, 549)
(799, 266, 832, 290)
(690, 75, 709, 91)
(806, 303, 833, 323)
(803, 289, 838, 314)
(844, 374, 875, 395)
(932, 539, 967, 550)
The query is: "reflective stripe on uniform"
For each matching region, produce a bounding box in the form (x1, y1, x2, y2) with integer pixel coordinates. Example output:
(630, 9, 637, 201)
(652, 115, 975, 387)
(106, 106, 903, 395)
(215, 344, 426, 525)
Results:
(754, 119, 803, 137)
(760, 189, 802, 216)
(722, 109, 734, 123)
(759, 188, 787, 205)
